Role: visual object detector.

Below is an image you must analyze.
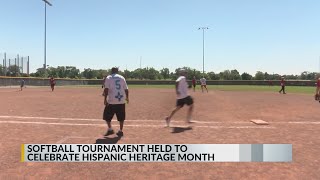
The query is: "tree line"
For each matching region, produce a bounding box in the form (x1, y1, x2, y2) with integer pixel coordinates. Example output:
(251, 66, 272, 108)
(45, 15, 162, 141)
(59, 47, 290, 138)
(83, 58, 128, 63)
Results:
(0, 65, 319, 80)
(0, 65, 28, 77)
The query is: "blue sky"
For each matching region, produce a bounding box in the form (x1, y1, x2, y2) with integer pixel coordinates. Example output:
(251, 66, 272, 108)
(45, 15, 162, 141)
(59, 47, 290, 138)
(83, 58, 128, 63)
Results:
(1, 0, 320, 75)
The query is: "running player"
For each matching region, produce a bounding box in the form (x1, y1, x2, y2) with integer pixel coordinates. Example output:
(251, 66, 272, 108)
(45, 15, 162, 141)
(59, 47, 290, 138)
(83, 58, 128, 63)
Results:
(279, 77, 286, 94)
(315, 77, 320, 101)
(192, 76, 196, 92)
(103, 67, 129, 137)
(200, 77, 208, 93)
(49, 77, 56, 91)
(165, 69, 194, 127)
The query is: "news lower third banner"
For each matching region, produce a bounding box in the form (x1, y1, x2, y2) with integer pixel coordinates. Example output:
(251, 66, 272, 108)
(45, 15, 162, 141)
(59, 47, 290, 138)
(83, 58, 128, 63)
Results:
(21, 144, 292, 162)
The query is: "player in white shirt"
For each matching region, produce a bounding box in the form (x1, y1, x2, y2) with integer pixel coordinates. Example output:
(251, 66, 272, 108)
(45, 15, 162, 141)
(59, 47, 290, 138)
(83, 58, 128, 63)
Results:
(165, 69, 194, 127)
(200, 77, 208, 93)
(103, 67, 129, 137)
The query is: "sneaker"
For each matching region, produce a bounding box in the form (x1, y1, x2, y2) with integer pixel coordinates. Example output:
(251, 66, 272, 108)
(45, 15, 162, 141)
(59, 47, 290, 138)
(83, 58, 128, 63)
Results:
(165, 116, 170, 127)
(104, 129, 114, 136)
(116, 130, 124, 137)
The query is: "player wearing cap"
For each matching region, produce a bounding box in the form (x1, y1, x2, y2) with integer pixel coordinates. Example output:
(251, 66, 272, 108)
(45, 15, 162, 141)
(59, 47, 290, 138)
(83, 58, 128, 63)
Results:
(103, 67, 129, 137)
(200, 77, 208, 93)
(279, 77, 286, 94)
(165, 69, 194, 127)
(49, 77, 56, 92)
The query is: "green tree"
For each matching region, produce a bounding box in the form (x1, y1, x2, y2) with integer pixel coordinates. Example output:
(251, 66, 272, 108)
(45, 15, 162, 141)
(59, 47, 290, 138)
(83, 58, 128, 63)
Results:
(254, 71, 265, 80)
(56, 66, 66, 78)
(286, 74, 299, 80)
(132, 68, 143, 79)
(81, 68, 98, 79)
(219, 70, 232, 80)
(174, 67, 202, 80)
(65, 66, 80, 78)
(6, 65, 21, 76)
(264, 72, 270, 80)
(123, 69, 132, 79)
(160, 68, 170, 79)
(169, 72, 177, 80)
(207, 72, 220, 80)
(147, 67, 160, 80)
(0, 65, 4, 76)
(47, 67, 59, 78)
(241, 72, 252, 80)
(33, 67, 46, 77)
(230, 69, 241, 80)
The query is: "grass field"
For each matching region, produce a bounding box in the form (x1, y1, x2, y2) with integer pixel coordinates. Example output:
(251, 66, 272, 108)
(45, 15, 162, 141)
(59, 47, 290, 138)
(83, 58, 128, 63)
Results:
(68, 85, 316, 94)
(2, 84, 316, 95)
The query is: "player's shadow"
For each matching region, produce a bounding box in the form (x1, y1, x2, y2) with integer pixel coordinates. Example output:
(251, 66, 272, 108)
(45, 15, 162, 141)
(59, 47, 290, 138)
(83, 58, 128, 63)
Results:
(171, 127, 192, 134)
(95, 136, 122, 144)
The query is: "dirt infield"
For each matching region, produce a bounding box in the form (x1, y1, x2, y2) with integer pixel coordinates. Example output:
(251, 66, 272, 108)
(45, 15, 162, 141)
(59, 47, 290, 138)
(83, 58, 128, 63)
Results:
(0, 86, 319, 179)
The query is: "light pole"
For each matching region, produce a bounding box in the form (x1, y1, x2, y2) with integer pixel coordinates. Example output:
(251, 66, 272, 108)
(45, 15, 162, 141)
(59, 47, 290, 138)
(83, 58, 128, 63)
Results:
(198, 27, 209, 77)
(42, 0, 52, 71)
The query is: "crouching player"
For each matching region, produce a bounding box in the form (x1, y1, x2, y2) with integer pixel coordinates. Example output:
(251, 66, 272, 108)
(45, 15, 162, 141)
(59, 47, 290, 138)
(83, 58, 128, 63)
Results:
(165, 69, 194, 127)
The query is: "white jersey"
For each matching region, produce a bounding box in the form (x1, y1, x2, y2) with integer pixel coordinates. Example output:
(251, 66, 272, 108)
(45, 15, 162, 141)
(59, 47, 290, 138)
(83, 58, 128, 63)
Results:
(200, 78, 207, 85)
(104, 74, 128, 104)
(176, 76, 189, 99)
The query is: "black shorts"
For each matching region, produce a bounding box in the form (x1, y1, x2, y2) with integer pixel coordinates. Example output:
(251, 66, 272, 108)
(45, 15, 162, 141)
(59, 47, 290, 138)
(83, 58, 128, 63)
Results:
(193, 84, 196, 88)
(176, 96, 194, 107)
(103, 104, 126, 122)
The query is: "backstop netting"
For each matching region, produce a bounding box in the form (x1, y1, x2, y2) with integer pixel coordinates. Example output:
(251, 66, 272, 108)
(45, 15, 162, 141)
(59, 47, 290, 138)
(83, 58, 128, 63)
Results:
(1, 53, 30, 76)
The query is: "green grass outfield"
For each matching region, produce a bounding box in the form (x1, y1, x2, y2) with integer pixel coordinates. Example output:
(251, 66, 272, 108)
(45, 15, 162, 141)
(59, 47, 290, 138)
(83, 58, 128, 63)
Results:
(131, 85, 316, 94)
(57, 85, 316, 95)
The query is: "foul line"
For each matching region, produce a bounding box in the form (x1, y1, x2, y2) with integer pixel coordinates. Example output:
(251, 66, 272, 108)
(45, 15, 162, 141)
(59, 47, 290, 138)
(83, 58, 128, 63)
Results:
(0, 120, 275, 129)
(0, 115, 318, 125)
(0, 115, 249, 124)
